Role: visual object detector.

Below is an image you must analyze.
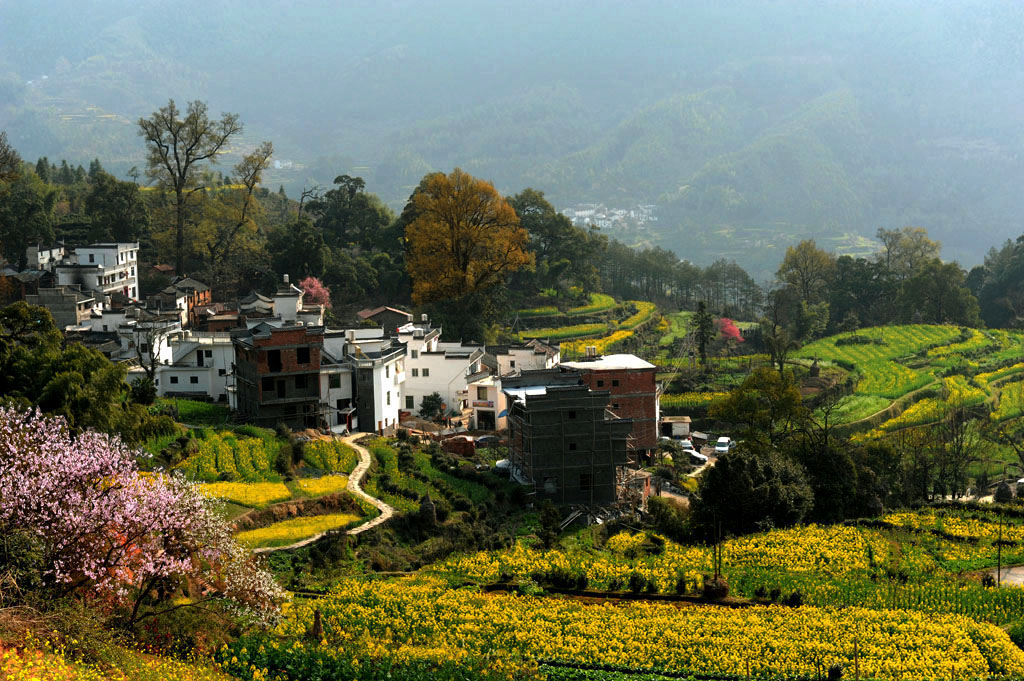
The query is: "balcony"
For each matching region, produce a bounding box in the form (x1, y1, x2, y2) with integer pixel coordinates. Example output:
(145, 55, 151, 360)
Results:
(393, 370, 406, 386)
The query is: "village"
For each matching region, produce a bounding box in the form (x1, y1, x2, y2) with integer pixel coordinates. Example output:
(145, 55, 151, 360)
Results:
(1, 239, 703, 512)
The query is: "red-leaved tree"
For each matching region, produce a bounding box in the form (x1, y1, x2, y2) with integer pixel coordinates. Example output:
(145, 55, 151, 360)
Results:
(0, 408, 285, 627)
(718, 318, 744, 343)
(299, 276, 332, 309)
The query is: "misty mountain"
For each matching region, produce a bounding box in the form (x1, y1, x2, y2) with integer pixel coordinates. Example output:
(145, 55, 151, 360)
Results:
(2, 0, 1024, 277)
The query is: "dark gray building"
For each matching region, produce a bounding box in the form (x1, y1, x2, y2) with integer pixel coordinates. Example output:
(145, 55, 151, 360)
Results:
(503, 369, 634, 505)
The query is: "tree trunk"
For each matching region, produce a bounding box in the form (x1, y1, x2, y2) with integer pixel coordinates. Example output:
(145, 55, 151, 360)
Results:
(175, 188, 186, 275)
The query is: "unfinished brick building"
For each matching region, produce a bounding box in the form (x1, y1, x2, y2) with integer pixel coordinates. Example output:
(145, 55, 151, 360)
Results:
(560, 353, 659, 457)
(232, 323, 324, 429)
(503, 370, 634, 505)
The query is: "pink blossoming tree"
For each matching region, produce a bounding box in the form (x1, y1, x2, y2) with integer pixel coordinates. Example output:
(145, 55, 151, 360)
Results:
(0, 407, 285, 627)
(299, 275, 332, 309)
(718, 317, 744, 344)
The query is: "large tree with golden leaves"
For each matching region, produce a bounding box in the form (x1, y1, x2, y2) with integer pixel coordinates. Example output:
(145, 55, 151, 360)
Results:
(405, 168, 533, 305)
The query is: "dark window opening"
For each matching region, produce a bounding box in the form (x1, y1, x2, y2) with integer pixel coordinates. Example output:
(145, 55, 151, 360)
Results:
(277, 380, 286, 399)
(268, 349, 282, 372)
(295, 374, 308, 389)
(406, 396, 414, 409)
(568, 442, 577, 451)
(329, 374, 341, 389)
(612, 379, 620, 387)
(190, 376, 199, 384)
(596, 379, 604, 388)
(261, 377, 273, 391)
(170, 376, 178, 384)
(580, 473, 593, 491)
(297, 347, 310, 364)
(567, 410, 577, 420)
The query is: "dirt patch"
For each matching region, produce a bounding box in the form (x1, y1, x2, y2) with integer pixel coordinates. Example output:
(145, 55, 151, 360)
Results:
(232, 492, 362, 531)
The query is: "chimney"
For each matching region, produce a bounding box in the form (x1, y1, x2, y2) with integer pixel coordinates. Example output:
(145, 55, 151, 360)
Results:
(586, 346, 597, 358)
(283, 274, 290, 284)
(421, 313, 428, 323)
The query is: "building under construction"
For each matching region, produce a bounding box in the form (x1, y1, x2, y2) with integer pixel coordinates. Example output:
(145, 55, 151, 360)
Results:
(503, 369, 637, 506)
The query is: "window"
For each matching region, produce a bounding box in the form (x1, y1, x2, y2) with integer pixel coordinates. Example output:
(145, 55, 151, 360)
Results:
(218, 369, 226, 376)
(412, 368, 419, 377)
(567, 410, 577, 420)
(102, 324, 108, 331)
(385, 365, 390, 378)
(295, 375, 308, 389)
(140, 343, 149, 354)
(411, 350, 418, 359)
(386, 391, 391, 405)
(268, 349, 282, 372)
(189, 376, 199, 384)
(405, 395, 414, 409)
(596, 379, 604, 388)
(422, 368, 429, 377)
(297, 347, 310, 364)
(204, 350, 212, 358)
(170, 376, 178, 384)
(88, 254, 94, 263)
(262, 377, 274, 391)
(329, 374, 341, 389)
(612, 379, 620, 387)
(612, 403, 620, 410)
(510, 360, 516, 368)
(579, 473, 593, 491)
(477, 387, 488, 400)
(568, 442, 577, 451)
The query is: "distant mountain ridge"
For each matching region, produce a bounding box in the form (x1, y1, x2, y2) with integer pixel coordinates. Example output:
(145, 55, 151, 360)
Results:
(2, 0, 1024, 277)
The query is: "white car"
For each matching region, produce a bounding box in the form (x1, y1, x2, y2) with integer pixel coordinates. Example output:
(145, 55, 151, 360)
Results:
(677, 438, 694, 450)
(714, 437, 733, 454)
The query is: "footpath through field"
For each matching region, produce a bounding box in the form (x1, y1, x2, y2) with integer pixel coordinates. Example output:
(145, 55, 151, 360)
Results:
(253, 434, 394, 554)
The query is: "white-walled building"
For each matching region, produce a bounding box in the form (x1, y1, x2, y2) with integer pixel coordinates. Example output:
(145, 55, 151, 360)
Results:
(55, 242, 139, 301)
(324, 328, 405, 435)
(151, 332, 235, 402)
(397, 321, 483, 420)
(487, 340, 561, 376)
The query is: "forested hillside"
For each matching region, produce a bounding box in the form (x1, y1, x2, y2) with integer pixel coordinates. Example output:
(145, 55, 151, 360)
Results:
(3, 1, 1024, 276)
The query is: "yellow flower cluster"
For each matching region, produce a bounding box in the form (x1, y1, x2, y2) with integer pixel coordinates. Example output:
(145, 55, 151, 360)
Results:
(201, 481, 292, 508)
(976, 362, 1024, 388)
(1, 641, 232, 681)
(303, 439, 359, 474)
(180, 432, 277, 482)
(235, 512, 360, 548)
(877, 397, 945, 431)
(660, 392, 728, 409)
(883, 511, 1024, 544)
(276, 577, 1024, 680)
(942, 375, 985, 406)
(620, 301, 657, 329)
(518, 322, 608, 342)
(993, 380, 1024, 422)
(563, 330, 633, 356)
(856, 360, 931, 398)
(436, 525, 876, 591)
(296, 474, 348, 497)
(928, 329, 989, 357)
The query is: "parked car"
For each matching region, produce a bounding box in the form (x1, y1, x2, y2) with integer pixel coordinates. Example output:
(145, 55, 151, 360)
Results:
(677, 438, 694, 450)
(714, 436, 734, 454)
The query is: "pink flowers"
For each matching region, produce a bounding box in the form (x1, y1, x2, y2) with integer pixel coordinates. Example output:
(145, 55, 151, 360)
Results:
(0, 407, 285, 626)
(718, 318, 744, 343)
(299, 275, 332, 309)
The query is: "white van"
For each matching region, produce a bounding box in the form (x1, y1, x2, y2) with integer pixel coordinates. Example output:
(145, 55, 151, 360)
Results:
(714, 437, 733, 454)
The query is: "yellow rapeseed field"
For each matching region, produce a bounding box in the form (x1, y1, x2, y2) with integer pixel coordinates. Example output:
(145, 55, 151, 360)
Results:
(236, 513, 360, 548)
(277, 577, 1024, 680)
(200, 481, 292, 508)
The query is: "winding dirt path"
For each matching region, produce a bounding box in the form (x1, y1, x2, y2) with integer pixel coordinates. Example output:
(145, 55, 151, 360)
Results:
(253, 434, 395, 554)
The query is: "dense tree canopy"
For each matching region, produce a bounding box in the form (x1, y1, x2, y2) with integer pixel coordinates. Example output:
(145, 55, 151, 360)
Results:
(405, 168, 533, 305)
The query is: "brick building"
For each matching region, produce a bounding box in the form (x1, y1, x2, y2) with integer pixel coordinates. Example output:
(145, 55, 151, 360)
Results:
(232, 322, 325, 429)
(560, 353, 660, 456)
(503, 369, 634, 505)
